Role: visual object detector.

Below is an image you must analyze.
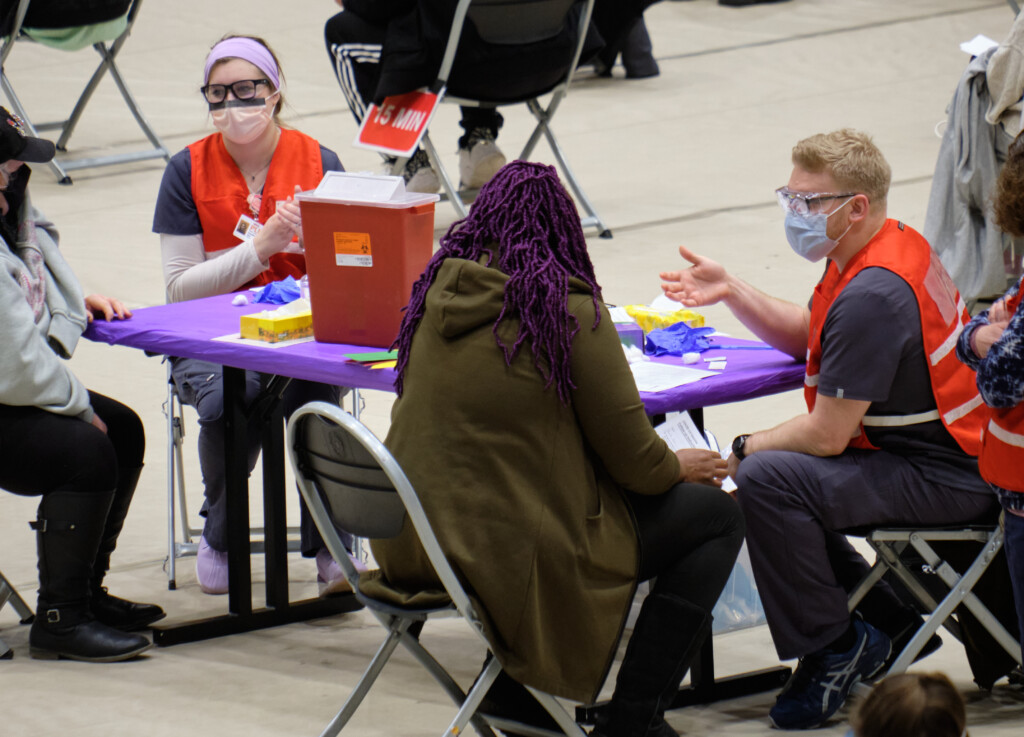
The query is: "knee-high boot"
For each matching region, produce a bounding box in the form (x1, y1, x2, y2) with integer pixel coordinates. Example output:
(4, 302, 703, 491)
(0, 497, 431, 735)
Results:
(594, 593, 711, 737)
(29, 490, 152, 662)
(90, 466, 165, 631)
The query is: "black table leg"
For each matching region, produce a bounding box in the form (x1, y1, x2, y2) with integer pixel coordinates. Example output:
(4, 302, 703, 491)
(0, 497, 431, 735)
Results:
(152, 368, 361, 646)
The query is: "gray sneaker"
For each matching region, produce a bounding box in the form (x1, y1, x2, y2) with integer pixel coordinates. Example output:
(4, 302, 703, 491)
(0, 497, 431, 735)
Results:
(403, 149, 440, 194)
(458, 128, 506, 189)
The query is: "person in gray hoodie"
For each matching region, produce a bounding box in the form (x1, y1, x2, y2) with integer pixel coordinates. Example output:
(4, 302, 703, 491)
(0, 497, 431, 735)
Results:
(0, 106, 163, 662)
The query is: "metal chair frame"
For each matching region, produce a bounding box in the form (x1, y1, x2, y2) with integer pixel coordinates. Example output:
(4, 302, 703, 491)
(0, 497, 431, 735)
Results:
(0, 0, 171, 184)
(162, 363, 365, 590)
(847, 525, 1022, 676)
(288, 401, 586, 737)
(394, 0, 610, 238)
(0, 568, 34, 659)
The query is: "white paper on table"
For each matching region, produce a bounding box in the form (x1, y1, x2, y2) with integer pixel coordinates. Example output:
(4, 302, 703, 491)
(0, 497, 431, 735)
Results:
(655, 411, 737, 492)
(213, 332, 316, 349)
(630, 361, 716, 392)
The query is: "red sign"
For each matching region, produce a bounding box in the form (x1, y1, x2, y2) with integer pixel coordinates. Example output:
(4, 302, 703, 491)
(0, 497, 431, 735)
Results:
(354, 89, 443, 158)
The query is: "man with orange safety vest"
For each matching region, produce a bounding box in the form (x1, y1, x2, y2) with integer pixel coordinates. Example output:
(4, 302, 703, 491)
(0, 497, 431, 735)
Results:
(659, 129, 997, 730)
(956, 129, 1024, 673)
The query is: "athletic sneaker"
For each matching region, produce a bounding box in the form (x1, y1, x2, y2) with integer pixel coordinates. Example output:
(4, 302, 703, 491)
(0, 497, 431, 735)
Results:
(403, 149, 441, 193)
(458, 127, 506, 189)
(769, 617, 891, 730)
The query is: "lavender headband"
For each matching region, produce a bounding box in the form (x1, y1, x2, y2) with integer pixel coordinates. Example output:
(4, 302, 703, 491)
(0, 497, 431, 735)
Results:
(203, 37, 280, 89)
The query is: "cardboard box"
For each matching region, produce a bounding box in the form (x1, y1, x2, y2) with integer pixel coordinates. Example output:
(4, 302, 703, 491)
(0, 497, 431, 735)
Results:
(240, 308, 313, 343)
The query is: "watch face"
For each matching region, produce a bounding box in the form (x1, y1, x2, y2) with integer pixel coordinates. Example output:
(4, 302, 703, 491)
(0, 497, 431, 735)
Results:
(732, 435, 747, 458)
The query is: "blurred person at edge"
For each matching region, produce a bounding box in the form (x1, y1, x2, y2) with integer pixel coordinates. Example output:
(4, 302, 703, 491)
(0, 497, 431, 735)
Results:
(0, 107, 162, 662)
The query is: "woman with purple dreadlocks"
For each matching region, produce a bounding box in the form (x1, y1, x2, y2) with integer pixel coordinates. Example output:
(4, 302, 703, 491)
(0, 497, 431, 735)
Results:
(360, 161, 744, 737)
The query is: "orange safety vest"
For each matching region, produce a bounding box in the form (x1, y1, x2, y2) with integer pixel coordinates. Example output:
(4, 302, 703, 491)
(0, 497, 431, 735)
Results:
(978, 286, 1024, 492)
(804, 219, 985, 455)
(188, 128, 324, 288)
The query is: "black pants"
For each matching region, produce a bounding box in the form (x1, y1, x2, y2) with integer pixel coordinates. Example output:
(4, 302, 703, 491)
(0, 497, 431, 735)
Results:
(627, 482, 745, 613)
(0, 391, 144, 498)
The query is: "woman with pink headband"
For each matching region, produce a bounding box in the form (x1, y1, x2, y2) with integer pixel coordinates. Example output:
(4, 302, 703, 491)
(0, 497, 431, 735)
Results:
(152, 34, 359, 596)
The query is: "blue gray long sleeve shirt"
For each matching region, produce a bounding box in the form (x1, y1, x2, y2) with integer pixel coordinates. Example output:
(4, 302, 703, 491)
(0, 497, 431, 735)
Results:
(957, 274, 1024, 509)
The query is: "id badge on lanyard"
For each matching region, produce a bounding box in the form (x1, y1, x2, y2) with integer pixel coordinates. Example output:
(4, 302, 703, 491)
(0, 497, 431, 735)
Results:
(233, 192, 264, 242)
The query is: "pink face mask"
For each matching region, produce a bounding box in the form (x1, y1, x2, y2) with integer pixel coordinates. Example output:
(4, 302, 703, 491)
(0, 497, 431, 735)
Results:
(210, 98, 273, 144)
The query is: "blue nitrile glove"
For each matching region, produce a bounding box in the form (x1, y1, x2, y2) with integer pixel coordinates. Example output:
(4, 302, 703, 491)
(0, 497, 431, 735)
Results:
(645, 322, 716, 357)
(253, 275, 303, 304)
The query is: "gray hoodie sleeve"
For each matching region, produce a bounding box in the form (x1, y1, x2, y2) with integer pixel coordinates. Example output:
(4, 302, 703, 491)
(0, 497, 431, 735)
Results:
(0, 206, 93, 421)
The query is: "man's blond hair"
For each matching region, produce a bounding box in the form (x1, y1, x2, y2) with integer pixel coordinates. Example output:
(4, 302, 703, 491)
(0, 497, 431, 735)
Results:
(791, 129, 891, 205)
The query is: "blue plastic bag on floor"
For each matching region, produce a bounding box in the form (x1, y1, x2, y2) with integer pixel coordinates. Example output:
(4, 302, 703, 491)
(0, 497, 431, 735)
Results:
(711, 542, 767, 634)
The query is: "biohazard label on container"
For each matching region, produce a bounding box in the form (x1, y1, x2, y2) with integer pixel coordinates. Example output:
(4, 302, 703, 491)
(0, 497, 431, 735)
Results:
(333, 232, 373, 267)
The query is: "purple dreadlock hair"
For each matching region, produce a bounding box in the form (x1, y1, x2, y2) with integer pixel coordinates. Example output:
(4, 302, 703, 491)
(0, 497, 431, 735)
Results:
(393, 161, 602, 403)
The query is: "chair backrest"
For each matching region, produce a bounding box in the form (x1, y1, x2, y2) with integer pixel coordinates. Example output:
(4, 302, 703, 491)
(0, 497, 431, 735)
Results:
(436, 0, 593, 93)
(1, 0, 132, 52)
(467, 0, 577, 45)
(287, 402, 477, 617)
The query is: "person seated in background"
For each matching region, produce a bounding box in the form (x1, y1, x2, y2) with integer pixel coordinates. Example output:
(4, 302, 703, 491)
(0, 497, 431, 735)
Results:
(360, 161, 744, 737)
(152, 34, 356, 596)
(591, 0, 660, 79)
(848, 671, 969, 737)
(956, 128, 1024, 669)
(660, 129, 997, 730)
(0, 107, 162, 662)
(325, 0, 504, 193)
(325, 0, 599, 193)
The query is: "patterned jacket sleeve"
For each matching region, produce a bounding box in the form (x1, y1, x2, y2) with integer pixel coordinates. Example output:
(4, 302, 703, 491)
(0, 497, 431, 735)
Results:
(973, 278, 1024, 409)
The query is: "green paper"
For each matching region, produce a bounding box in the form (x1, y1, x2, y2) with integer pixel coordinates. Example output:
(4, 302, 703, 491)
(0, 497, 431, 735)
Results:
(344, 350, 399, 362)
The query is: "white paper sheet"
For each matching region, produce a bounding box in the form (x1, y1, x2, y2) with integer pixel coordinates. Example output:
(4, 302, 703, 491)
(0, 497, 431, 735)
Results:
(630, 361, 716, 392)
(655, 412, 737, 492)
(213, 333, 316, 349)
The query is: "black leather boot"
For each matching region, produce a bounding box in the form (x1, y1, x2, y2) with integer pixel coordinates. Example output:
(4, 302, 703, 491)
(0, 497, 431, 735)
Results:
(29, 490, 152, 662)
(593, 593, 711, 737)
(91, 466, 165, 631)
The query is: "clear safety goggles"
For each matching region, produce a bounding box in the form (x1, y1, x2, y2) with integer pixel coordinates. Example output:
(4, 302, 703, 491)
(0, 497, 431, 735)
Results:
(775, 186, 857, 217)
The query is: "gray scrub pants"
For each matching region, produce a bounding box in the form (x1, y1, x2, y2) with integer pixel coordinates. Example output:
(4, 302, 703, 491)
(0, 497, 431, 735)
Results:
(170, 357, 351, 556)
(735, 448, 997, 660)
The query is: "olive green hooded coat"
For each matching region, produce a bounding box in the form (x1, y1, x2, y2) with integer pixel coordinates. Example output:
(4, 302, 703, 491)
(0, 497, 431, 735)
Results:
(361, 257, 679, 702)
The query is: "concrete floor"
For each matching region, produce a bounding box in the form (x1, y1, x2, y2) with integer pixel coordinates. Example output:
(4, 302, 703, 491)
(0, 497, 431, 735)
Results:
(2, 0, 1024, 735)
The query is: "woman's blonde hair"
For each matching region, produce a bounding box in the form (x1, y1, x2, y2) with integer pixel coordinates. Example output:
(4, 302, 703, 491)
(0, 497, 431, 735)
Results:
(791, 129, 891, 206)
(850, 672, 967, 737)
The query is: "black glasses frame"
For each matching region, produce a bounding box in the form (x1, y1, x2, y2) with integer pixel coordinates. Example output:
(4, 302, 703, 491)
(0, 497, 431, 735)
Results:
(201, 78, 271, 104)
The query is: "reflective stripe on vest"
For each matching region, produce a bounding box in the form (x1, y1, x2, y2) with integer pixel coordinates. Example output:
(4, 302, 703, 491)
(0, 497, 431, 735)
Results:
(803, 219, 984, 455)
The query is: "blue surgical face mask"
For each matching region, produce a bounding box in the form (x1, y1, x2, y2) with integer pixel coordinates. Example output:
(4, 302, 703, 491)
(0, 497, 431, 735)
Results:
(784, 197, 854, 262)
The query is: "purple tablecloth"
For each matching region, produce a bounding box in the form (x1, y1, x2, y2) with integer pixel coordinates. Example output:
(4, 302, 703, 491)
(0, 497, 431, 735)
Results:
(84, 293, 805, 413)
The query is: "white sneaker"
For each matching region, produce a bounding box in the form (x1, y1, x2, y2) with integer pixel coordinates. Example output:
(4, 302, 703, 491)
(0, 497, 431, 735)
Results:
(403, 149, 440, 194)
(459, 128, 506, 189)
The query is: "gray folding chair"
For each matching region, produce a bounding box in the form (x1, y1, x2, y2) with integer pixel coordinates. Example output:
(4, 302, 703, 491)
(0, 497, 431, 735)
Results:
(0, 0, 170, 184)
(847, 524, 1022, 677)
(1, 568, 34, 659)
(288, 401, 587, 737)
(397, 0, 610, 238)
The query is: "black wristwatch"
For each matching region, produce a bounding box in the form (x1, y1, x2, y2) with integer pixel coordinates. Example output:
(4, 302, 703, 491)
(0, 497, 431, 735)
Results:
(732, 434, 751, 461)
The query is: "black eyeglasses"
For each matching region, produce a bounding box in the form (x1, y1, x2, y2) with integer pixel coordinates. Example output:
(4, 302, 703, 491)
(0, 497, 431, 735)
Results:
(201, 79, 271, 104)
